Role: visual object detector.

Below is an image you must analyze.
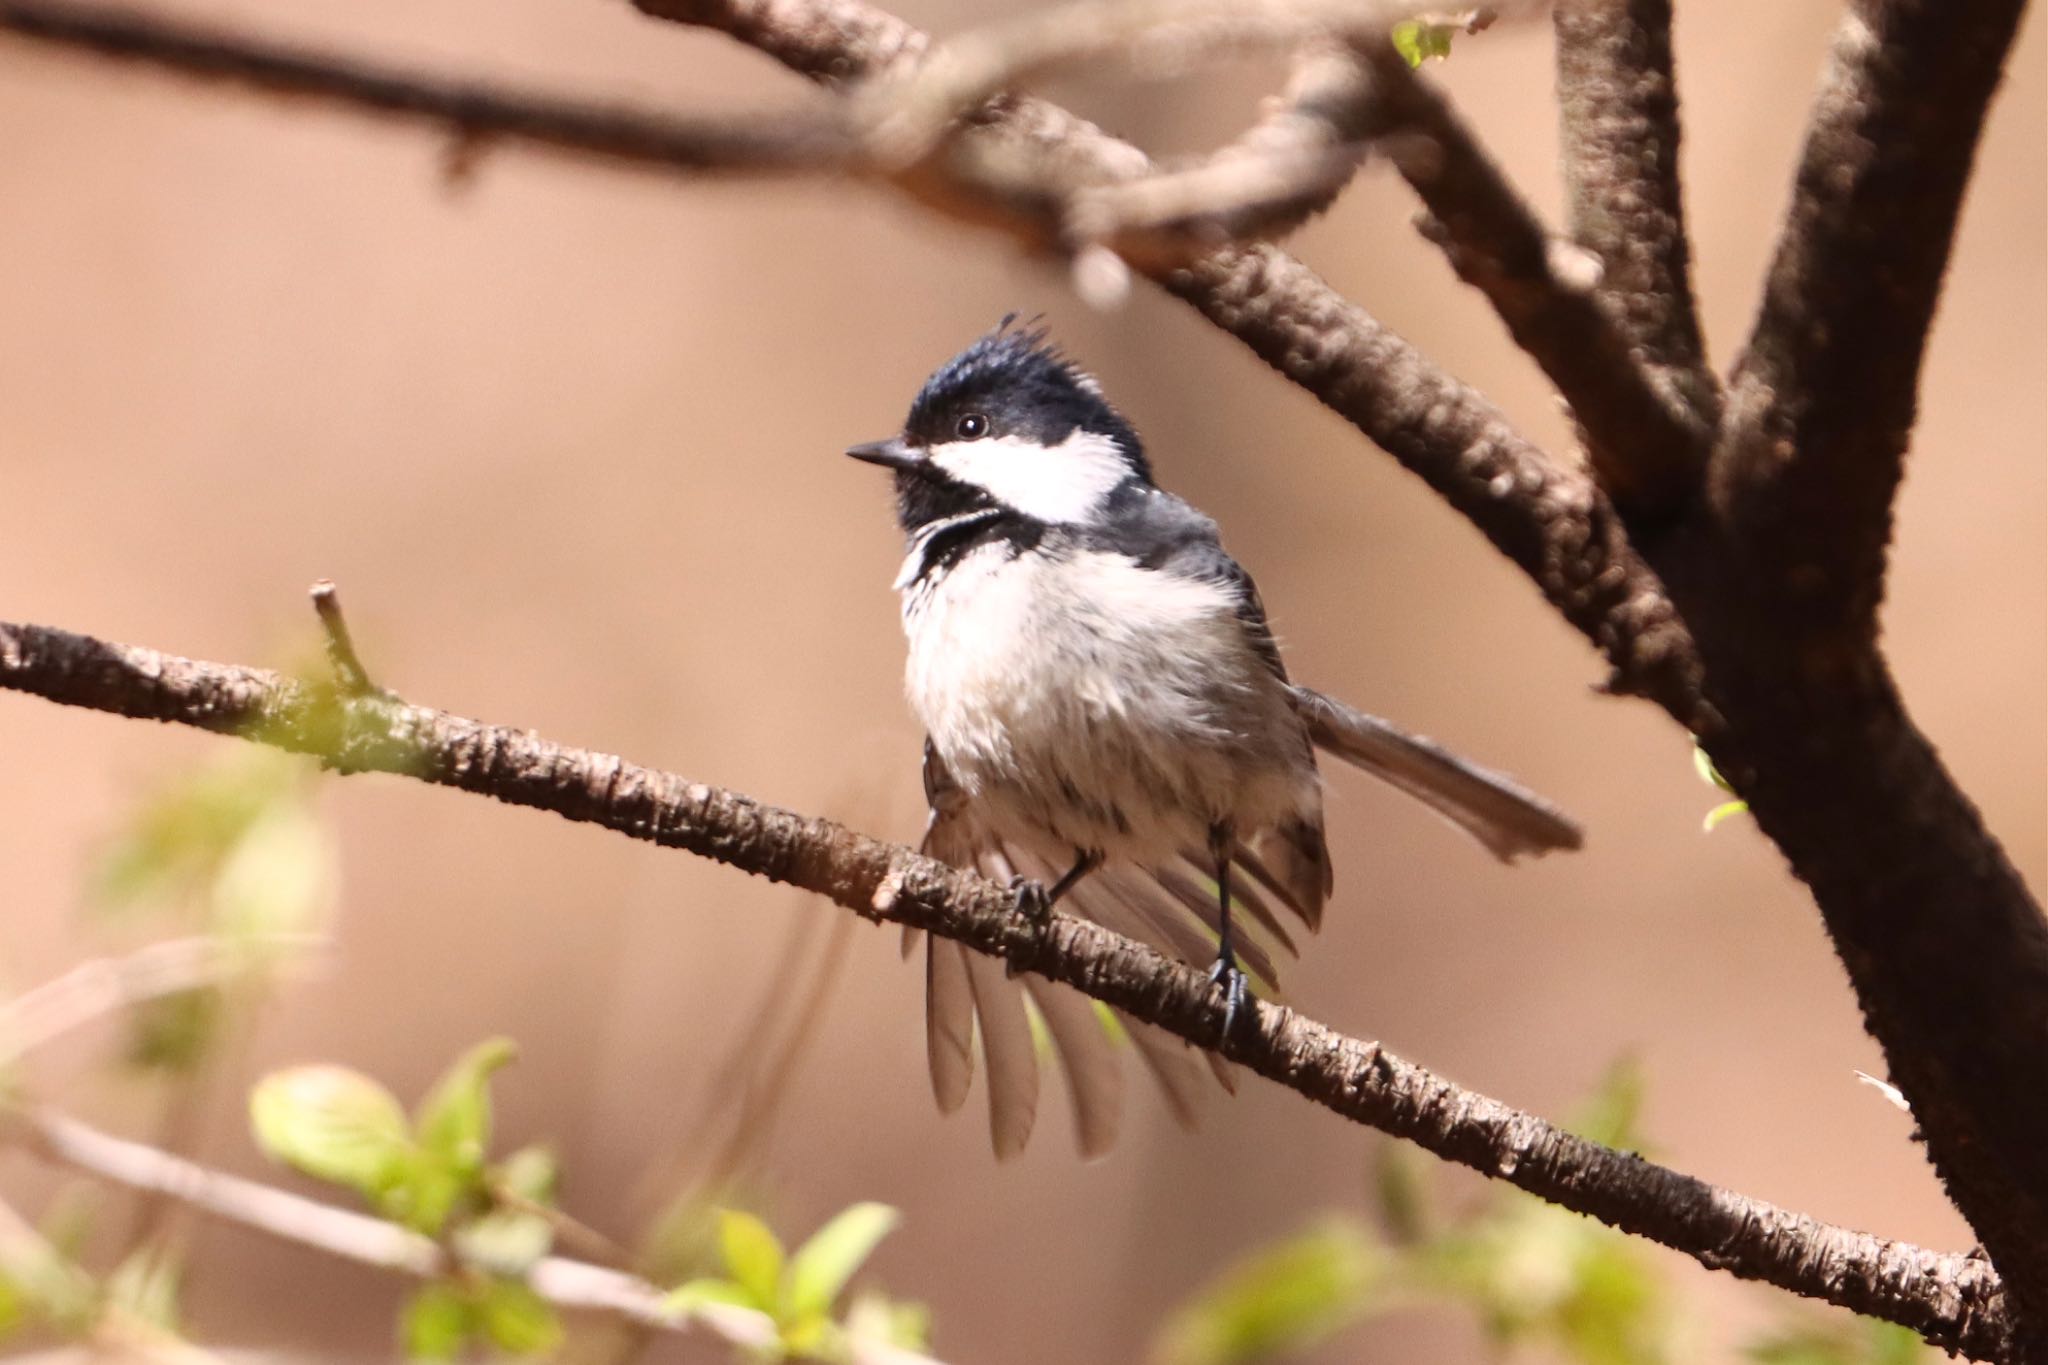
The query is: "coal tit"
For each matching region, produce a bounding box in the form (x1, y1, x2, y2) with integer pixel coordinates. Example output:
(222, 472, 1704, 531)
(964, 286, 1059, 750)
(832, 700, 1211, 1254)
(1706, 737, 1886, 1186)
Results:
(849, 320, 1580, 1158)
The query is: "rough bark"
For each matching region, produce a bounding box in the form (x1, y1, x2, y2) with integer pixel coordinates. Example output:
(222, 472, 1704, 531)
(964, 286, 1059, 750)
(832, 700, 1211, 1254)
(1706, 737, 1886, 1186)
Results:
(0, 617, 2014, 1357)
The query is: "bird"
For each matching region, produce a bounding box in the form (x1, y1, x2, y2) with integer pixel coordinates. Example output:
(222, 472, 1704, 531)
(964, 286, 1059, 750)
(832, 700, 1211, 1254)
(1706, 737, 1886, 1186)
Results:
(847, 319, 1581, 1159)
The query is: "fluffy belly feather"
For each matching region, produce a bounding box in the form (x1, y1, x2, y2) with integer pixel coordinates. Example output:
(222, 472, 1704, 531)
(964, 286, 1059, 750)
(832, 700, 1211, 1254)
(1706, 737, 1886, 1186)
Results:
(902, 545, 1309, 860)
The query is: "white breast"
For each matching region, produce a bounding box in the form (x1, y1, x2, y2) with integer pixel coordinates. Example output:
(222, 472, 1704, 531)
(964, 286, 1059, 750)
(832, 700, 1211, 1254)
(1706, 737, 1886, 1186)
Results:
(901, 545, 1308, 859)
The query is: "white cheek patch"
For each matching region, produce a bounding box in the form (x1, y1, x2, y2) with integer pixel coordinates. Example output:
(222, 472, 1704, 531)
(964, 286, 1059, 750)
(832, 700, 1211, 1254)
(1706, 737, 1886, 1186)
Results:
(928, 429, 1129, 523)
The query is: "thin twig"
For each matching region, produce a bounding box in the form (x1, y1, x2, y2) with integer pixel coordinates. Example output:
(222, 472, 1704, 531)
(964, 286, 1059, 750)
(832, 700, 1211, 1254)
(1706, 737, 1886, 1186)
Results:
(0, 618, 2008, 1357)
(858, 0, 1454, 168)
(0, 0, 852, 175)
(14, 1109, 940, 1365)
(308, 580, 377, 696)
(1063, 45, 1374, 264)
(1, 935, 324, 1068)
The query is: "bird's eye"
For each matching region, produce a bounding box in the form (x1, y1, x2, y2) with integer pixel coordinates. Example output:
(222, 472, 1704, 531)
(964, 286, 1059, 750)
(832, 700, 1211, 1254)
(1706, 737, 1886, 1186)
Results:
(954, 413, 991, 440)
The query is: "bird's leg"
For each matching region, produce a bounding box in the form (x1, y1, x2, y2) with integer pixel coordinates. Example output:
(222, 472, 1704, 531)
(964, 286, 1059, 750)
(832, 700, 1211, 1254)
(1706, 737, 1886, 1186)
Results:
(1006, 848, 1101, 974)
(1205, 822, 1249, 1038)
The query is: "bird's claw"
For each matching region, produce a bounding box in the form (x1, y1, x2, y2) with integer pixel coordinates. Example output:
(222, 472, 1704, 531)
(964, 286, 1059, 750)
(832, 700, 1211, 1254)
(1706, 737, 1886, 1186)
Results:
(1207, 954, 1251, 1040)
(1009, 874, 1053, 924)
(1006, 875, 1053, 976)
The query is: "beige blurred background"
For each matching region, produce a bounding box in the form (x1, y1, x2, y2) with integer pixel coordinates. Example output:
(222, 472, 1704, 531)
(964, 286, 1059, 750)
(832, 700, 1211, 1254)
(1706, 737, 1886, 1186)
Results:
(1, 1, 2041, 1360)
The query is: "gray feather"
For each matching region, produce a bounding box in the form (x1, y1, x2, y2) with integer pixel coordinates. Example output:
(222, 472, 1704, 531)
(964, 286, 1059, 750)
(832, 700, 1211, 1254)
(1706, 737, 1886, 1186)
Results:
(925, 938, 976, 1114)
(1293, 685, 1583, 861)
(962, 946, 1039, 1160)
(1021, 977, 1123, 1158)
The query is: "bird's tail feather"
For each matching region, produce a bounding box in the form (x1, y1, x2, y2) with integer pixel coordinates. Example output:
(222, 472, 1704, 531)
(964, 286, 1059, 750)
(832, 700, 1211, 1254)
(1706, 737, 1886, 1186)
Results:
(1292, 685, 1582, 861)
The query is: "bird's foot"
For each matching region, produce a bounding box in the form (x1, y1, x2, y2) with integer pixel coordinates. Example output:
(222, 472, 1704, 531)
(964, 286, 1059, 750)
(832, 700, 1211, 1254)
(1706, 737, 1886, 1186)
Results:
(1005, 875, 1053, 976)
(1206, 952, 1251, 1040)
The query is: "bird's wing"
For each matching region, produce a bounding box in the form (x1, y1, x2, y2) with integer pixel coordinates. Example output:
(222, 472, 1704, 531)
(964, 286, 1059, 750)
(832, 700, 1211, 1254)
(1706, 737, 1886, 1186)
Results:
(1292, 685, 1583, 860)
(1107, 493, 1577, 868)
(1095, 492, 1338, 924)
(909, 740, 1256, 1157)
(1109, 491, 1290, 681)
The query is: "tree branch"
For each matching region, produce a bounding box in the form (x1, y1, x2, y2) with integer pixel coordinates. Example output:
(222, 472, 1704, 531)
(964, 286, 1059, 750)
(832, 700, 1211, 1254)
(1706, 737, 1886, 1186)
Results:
(12, 1108, 938, 1365)
(638, 0, 2048, 1336)
(1552, 0, 1717, 454)
(0, 0, 851, 175)
(1632, 0, 2048, 1333)
(1356, 38, 1711, 516)
(0, 617, 2012, 1357)
(1714, 0, 2029, 632)
(639, 0, 1709, 723)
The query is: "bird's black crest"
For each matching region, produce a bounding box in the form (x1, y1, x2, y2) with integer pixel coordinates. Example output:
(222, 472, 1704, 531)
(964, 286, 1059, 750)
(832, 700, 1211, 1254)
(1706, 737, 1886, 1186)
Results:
(903, 318, 1149, 480)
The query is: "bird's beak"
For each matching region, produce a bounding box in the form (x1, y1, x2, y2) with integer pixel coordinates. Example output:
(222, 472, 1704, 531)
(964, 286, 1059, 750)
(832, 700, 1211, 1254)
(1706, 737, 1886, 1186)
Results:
(845, 437, 925, 472)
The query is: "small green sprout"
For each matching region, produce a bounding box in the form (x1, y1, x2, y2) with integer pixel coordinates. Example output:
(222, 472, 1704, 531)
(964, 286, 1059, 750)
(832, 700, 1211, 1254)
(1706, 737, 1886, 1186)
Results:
(1693, 742, 1751, 832)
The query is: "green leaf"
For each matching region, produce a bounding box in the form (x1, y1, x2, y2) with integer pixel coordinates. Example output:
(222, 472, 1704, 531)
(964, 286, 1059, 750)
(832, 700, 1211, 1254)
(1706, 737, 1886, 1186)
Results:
(717, 1209, 786, 1310)
(844, 1290, 931, 1353)
(662, 1277, 757, 1316)
(381, 1152, 469, 1237)
(455, 1210, 554, 1276)
(1746, 1315, 1931, 1365)
(414, 1037, 516, 1172)
(1151, 1219, 1381, 1365)
(0, 1271, 24, 1340)
(784, 1203, 901, 1322)
(250, 1064, 411, 1194)
(210, 806, 337, 942)
(477, 1280, 563, 1356)
(1390, 19, 1455, 66)
(493, 1145, 558, 1204)
(781, 1309, 836, 1358)
(92, 750, 300, 915)
(401, 1283, 474, 1362)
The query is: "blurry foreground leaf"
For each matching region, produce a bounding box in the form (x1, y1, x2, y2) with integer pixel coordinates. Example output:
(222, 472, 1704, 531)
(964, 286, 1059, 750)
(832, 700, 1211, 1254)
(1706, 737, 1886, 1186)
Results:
(455, 1209, 554, 1277)
(494, 1145, 558, 1203)
(415, 1037, 517, 1173)
(477, 1280, 563, 1356)
(1747, 1314, 1929, 1365)
(785, 1202, 901, 1323)
(210, 806, 336, 943)
(663, 1277, 758, 1315)
(844, 1289, 932, 1354)
(667, 1203, 913, 1361)
(718, 1209, 787, 1308)
(250, 1064, 411, 1194)
(1151, 1218, 1381, 1365)
(0, 1271, 23, 1340)
(402, 1282, 473, 1362)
